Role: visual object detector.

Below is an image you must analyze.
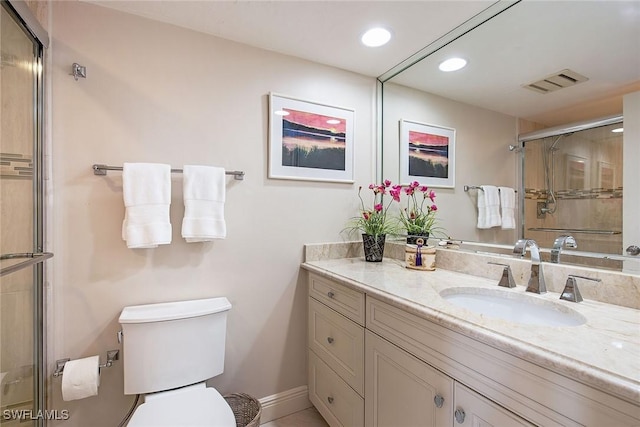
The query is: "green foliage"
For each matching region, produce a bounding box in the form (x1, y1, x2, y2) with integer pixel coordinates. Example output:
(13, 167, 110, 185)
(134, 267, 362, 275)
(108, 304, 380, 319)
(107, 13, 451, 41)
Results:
(344, 181, 400, 238)
(282, 146, 345, 171)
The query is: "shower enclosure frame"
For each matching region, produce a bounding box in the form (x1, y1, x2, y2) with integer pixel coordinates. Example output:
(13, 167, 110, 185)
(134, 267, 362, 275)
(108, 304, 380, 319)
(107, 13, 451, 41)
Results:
(516, 114, 623, 244)
(2, 1, 48, 424)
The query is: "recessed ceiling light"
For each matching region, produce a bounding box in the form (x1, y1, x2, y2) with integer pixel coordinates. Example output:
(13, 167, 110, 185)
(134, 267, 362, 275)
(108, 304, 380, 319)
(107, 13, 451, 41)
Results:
(361, 28, 391, 47)
(611, 127, 624, 133)
(439, 57, 467, 72)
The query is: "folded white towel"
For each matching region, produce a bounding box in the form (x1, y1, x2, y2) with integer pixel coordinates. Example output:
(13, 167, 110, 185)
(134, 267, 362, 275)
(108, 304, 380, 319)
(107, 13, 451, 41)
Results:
(122, 163, 172, 249)
(477, 185, 501, 229)
(499, 186, 516, 230)
(181, 165, 226, 242)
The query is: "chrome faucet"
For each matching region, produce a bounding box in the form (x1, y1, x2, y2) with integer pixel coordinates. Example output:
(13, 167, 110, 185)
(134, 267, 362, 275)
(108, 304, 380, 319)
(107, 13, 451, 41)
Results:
(551, 235, 577, 263)
(513, 239, 546, 294)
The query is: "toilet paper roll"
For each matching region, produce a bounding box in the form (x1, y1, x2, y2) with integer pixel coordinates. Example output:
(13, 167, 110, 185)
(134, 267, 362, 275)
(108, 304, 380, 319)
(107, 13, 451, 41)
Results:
(61, 356, 100, 401)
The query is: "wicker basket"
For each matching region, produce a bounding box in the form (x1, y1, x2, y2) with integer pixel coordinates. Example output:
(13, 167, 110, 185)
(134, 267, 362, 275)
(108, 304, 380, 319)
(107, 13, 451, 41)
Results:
(224, 393, 262, 427)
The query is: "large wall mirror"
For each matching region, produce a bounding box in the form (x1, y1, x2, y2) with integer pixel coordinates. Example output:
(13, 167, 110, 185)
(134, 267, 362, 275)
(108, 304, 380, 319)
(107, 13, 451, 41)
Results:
(380, 0, 640, 272)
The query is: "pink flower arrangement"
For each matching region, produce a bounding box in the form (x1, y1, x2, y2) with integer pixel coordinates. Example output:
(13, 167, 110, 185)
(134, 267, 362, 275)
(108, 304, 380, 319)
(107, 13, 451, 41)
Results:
(347, 180, 400, 238)
(397, 181, 441, 236)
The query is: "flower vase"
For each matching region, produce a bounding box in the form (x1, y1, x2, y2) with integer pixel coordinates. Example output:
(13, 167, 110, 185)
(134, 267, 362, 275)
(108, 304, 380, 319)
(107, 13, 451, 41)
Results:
(362, 234, 386, 262)
(407, 232, 429, 245)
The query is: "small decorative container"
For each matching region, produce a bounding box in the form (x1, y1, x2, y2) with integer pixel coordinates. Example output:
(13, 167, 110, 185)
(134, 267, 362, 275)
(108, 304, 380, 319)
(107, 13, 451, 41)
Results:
(406, 232, 429, 245)
(224, 393, 262, 427)
(362, 233, 386, 262)
(405, 238, 436, 271)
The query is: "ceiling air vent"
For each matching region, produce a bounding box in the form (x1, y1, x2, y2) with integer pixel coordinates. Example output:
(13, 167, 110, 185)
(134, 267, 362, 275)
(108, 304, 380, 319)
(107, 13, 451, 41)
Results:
(523, 69, 589, 94)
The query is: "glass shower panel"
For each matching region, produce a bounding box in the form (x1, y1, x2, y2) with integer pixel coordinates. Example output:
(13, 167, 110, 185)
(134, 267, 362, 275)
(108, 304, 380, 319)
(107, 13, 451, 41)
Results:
(0, 5, 38, 425)
(523, 123, 623, 266)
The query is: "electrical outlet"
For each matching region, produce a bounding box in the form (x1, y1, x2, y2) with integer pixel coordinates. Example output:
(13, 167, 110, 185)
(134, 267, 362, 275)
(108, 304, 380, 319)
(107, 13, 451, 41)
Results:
(537, 202, 547, 219)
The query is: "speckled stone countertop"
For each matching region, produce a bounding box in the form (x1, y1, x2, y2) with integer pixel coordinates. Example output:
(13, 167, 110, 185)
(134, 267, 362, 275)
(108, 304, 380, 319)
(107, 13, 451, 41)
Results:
(301, 255, 640, 405)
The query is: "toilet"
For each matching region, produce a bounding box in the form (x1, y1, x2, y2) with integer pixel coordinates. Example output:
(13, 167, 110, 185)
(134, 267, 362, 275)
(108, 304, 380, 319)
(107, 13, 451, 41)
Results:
(118, 297, 236, 426)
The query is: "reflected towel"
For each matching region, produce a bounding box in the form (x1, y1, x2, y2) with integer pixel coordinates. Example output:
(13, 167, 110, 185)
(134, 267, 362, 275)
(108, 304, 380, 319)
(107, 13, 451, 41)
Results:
(499, 186, 516, 230)
(477, 185, 501, 229)
(181, 165, 226, 242)
(122, 163, 172, 249)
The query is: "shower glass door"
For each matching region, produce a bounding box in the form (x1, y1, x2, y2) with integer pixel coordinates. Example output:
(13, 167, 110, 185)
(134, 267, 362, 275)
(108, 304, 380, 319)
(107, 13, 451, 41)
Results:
(0, 3, 45, 426)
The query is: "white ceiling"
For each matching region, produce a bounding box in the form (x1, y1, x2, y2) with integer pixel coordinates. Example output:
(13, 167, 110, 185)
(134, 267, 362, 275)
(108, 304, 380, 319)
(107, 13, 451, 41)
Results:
(85, 0, 640, 123)
(389, 0, 640, 124)
(85, 0, 494, 78)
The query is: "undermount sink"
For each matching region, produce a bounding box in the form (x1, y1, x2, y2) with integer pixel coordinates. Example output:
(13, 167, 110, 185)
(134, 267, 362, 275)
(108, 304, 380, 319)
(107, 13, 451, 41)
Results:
(440, 287, 586, 327)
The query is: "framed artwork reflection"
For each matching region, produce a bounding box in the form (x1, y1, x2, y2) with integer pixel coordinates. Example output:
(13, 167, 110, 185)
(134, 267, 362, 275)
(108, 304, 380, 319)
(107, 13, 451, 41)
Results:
(399, 119, 455, 188)
(565, 154, 589, 190)
(597, 161, 615, 189)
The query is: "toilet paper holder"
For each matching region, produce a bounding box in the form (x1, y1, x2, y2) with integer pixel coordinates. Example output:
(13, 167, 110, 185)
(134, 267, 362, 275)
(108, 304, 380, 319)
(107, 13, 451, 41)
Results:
(53, 349, 119, 378)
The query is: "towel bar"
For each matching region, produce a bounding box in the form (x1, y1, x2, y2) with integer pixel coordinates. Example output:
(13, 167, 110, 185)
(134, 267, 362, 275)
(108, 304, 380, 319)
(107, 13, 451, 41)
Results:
(464, 185, 517, 193)
(93, 164, 245, 180)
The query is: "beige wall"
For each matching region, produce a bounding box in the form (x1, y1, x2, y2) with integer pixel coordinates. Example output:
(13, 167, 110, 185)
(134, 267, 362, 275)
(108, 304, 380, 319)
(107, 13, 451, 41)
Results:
(382, 82, 518, 244)
(49, 2, 375, 426)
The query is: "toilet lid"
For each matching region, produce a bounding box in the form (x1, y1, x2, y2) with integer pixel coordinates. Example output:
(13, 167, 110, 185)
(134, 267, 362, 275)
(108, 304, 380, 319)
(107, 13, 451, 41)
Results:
(127, 387, 236, 427)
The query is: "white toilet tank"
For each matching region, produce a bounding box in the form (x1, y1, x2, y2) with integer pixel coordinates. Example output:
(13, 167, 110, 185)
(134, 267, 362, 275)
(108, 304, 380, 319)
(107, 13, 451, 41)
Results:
(119, 297, 232, 395)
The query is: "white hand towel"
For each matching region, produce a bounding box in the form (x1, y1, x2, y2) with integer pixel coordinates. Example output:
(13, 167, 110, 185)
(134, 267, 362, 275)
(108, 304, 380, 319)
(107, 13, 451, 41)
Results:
(122, 163, 172, 249)
(477, 185, 501, 229)
(181, 165, 226, 242)
(499, 186, 516, 230)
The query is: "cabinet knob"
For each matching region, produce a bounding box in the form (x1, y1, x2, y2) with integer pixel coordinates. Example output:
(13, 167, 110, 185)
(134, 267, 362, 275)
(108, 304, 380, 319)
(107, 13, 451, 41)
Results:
(327, 291, 335, 298)
(327, 396, 334, 404)
(433, 394, 444, 408)
(454, 408, 466, 424)
(627, 245, 640, 256)
(327, 337, 334, 344)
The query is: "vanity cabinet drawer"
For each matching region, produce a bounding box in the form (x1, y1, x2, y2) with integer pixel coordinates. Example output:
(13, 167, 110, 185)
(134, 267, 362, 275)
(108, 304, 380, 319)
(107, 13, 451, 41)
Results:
(309, 273, 365, 325)
(308, 297, 364, 395)
(454, 382, 534, 427)
(309, 350, 364, 427)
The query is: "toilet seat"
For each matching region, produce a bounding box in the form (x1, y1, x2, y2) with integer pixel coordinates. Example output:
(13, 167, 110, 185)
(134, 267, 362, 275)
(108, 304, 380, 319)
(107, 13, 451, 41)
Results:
(127, 385, 236, 427)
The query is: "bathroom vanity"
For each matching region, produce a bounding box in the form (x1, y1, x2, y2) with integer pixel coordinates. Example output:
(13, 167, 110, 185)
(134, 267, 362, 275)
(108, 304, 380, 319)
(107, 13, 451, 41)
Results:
(303, 250, 640, 427)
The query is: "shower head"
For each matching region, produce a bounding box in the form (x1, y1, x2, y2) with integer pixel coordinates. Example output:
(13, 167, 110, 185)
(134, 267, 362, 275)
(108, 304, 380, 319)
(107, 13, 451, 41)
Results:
(549, 132, 574, 151)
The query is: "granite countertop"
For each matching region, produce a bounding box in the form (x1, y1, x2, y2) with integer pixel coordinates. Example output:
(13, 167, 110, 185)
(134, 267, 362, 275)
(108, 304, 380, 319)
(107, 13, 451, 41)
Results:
(302, 257, 640, 404)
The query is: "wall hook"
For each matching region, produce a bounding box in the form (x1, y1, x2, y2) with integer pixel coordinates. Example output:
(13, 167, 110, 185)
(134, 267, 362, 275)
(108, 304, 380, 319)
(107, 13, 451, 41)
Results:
(508, 144, 522, 152)
(71, 63, 86, 81)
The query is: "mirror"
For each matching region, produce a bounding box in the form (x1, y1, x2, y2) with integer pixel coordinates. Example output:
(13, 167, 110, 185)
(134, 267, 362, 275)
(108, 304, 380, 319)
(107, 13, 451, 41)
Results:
(380, 0, 640, 271)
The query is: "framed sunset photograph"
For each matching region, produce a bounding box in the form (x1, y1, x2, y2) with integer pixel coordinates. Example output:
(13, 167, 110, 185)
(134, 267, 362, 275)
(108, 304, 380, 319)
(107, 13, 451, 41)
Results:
(268, 93, 355, 183)
(399, 119, 455, 188)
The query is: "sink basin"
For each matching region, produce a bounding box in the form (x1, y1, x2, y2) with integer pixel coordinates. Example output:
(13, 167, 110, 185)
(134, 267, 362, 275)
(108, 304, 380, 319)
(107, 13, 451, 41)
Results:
(440, 287, 586, 327)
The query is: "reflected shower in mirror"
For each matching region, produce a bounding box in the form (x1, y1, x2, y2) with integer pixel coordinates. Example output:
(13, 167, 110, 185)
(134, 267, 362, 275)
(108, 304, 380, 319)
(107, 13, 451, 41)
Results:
(522, 119, 623, 270)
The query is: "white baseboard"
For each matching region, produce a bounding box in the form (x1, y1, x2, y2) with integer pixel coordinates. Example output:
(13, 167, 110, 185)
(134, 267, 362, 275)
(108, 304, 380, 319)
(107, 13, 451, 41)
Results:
(258, 385, 312, 424)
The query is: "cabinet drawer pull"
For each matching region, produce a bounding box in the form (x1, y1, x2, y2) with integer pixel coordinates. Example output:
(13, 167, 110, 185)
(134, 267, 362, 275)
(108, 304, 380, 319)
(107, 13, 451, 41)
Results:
(327, 396, 334, 404)
(327, 337, 334, 344)
(454, 408, 466, 424)
(433, 394, 444, 408)
(327, 291, 335, 298)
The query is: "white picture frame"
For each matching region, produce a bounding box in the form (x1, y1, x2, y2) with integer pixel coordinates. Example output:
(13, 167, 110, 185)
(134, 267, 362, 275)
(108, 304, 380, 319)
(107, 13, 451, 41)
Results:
(268, 93, 355, 183)
(399, 119, 455, 188)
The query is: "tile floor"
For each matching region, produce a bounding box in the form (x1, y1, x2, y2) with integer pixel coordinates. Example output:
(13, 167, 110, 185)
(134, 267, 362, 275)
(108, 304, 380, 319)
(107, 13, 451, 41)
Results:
(260, 407, 329, 427)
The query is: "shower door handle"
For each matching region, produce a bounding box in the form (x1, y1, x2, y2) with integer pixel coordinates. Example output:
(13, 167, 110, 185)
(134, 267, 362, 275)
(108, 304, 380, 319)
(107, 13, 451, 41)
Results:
(0, 252, 54, 277)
